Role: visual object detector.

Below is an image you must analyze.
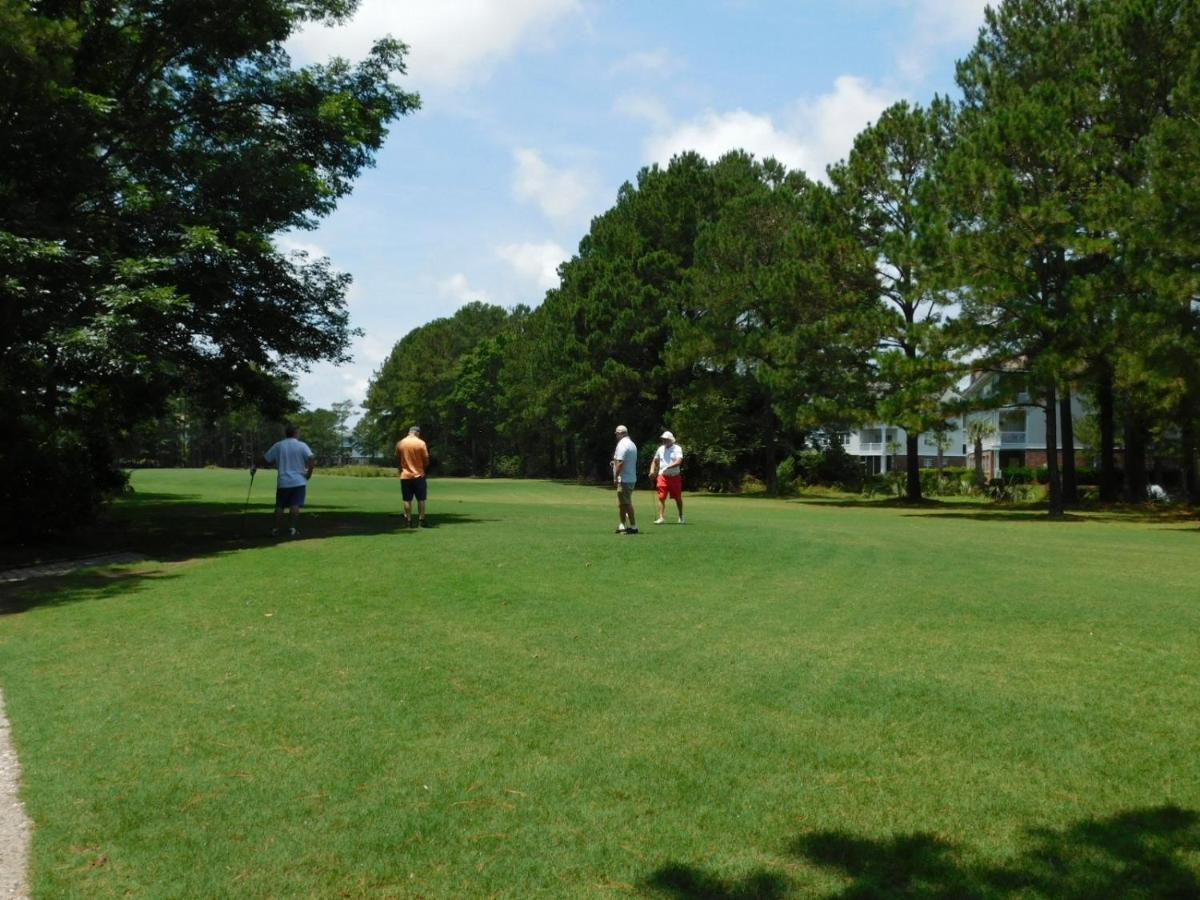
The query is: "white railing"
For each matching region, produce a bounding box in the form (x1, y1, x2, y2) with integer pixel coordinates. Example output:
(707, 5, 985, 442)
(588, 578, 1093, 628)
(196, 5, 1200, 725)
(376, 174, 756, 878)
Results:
(859, 442, 884, 451)
(999, 431, 1026, 444)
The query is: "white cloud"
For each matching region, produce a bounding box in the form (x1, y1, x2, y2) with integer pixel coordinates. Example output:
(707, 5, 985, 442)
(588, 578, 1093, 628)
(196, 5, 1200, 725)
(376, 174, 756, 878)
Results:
(613, 94, 673, 129)
(276, 234, 328, 258)
(287, 0, 580, 88)
(644, 75, 898, 177)
(496, 241, 568, 291)
(647, 109, 810, 171)
(793, 75, 901, 170)
(896, 0, 991, 82)
(608, 48, 685, 78)
(359, 334, 394, 366)
(437, 272, 492, 305)
(295, 330, 402, 415)
(512, 148, 594, 225)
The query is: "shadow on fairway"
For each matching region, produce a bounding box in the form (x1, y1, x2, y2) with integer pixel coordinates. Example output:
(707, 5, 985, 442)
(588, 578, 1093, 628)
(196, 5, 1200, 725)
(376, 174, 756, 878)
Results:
(789, 496, 1198, 527)
(643, 805, 1199, 898)
(644, 863, 790, 899)
(0, 567, 180, 615)
(899, 508, 1199, 526)
(0, 492, 494, 578)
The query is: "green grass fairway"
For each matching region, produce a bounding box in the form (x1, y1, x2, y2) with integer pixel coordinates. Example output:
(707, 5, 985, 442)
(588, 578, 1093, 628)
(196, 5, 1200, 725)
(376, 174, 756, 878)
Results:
(2, 470, 1199, 897)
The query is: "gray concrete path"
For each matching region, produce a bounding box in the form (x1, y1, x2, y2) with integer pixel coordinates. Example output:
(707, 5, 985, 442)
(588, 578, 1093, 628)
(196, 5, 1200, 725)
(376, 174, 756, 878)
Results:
(0, 552, 151, 897)
(0, 692, 30, 899)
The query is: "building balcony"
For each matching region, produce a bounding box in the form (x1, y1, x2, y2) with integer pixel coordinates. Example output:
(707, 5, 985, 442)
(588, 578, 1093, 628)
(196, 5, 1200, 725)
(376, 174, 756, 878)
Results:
(999, 431, 1026, 444)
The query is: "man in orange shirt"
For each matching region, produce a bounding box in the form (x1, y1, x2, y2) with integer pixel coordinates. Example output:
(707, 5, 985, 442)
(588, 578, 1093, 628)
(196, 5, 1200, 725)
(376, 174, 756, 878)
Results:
(396, 425, 431, 528)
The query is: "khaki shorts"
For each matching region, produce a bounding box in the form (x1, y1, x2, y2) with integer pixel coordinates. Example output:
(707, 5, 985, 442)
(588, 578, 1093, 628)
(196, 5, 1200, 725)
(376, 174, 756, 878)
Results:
(617, 483, 635, 504)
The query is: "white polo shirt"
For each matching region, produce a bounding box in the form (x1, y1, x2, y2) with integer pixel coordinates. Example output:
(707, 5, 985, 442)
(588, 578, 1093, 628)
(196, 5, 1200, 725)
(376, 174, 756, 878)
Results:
(613, 436, 638, 484)
(654, 443, 683, 477)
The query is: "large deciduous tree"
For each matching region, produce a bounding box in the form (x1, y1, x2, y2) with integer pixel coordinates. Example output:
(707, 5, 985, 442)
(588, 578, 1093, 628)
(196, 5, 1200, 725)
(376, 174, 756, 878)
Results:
(1, 0, 418, 535)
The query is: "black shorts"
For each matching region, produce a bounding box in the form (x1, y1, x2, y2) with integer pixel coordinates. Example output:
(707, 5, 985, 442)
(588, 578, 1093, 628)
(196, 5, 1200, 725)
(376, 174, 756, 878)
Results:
(275, 485, 307, 509)
(401, 477, 428, 502)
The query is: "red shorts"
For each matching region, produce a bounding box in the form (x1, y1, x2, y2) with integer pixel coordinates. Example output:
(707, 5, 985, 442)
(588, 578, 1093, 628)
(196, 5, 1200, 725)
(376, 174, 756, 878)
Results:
(656, 474, 682, 501)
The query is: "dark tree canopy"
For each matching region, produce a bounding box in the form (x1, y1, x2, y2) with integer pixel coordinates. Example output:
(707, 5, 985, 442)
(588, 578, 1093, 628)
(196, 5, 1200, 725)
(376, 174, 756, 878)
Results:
(1, 0, 419, 535)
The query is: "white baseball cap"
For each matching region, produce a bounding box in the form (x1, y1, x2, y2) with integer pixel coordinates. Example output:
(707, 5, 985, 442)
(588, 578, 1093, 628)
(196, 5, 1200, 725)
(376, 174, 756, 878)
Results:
(661, 431, 675, 441)
(615, 425, 628, 435)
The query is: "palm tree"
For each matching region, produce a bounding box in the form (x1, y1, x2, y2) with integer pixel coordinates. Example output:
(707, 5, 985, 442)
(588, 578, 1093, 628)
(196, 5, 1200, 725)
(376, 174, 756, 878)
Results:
(966, 417, 998, 487)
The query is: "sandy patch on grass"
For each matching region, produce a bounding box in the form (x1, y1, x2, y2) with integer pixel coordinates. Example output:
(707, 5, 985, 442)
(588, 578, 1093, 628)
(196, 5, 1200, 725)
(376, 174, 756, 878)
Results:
(0, 553, 147, 585)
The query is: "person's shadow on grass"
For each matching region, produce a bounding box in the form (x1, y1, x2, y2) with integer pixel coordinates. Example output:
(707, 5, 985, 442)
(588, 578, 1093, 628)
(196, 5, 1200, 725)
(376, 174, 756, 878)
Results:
(643, 805, 1199, 898)
(0, 493, 495, 612)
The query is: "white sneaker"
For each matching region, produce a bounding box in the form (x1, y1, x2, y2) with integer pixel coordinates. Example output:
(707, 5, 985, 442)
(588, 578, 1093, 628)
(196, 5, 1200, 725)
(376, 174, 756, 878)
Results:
(615, 525, 626, 533)
(654, 517, 665, 525)
(288, 527, 298, 537)
(677, 517, 685, 525)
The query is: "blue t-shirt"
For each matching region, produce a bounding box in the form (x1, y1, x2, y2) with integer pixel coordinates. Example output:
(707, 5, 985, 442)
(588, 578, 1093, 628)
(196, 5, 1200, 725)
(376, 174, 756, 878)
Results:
(264, 438, 314, 488)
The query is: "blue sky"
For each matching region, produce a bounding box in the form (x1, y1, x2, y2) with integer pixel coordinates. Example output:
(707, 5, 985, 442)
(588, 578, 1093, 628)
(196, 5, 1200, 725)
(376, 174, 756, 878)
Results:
(284, 0, 991, 413)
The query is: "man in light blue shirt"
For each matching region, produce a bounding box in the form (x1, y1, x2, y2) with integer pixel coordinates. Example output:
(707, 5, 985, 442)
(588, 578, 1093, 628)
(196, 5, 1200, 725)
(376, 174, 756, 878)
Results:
(254, 422, 315, 537)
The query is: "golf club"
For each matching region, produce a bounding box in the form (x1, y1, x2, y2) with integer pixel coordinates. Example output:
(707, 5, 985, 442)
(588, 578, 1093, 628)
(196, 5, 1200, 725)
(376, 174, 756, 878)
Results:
(239, 465, 256, 537)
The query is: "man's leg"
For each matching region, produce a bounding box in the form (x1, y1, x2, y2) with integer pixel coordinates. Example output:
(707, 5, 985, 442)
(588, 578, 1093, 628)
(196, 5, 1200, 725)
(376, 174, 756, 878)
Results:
(274, 505, 285, 534)
(402, 479, 415, 525)
(622, 489, 637, 531)
(417, 478, 430, 527)
(289, 504, 301, 533)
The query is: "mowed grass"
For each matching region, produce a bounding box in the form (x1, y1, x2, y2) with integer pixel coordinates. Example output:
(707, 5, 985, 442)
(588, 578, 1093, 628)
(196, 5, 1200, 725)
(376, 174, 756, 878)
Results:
(1, 470, 1199, 898)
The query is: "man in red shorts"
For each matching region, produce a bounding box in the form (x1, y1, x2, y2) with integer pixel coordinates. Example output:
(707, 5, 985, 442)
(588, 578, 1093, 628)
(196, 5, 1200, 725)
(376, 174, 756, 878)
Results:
(649, 430, 685, 524)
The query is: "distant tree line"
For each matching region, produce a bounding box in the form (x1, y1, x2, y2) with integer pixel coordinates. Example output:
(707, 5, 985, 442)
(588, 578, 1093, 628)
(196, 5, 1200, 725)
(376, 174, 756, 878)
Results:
(359, 0, 1200, 517)
(118, 385, 358, 470)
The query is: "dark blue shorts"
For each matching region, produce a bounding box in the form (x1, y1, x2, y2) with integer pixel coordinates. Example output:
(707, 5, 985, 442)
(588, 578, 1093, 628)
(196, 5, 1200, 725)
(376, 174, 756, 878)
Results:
(401, 477, 428, 502)
(275, 485, 307, 509)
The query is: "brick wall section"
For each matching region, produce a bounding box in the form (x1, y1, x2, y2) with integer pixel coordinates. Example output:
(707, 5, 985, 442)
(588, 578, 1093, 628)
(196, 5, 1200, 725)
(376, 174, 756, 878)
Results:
(1023, 451, 1090, 468)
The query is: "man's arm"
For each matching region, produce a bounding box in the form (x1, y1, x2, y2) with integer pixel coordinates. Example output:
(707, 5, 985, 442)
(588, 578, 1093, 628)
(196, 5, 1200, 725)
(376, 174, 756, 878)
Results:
(304, 452, 315, 481)
(612, 458, 623, 485)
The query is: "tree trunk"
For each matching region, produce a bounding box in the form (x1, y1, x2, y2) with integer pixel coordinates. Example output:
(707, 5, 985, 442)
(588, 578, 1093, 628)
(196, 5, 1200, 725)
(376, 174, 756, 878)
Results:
(1097, 368, 1118, 502)
(763, 438, 779, 494)
(973, 438, 985, 486)
(1044, 383, 1063, 518)
(1124, 418, 1147, 503)
(905, 433, 922, 502)
(761, 403, 779, 494)
(1183, 406, 1199, 504)
(1059, 387, 1077, 504)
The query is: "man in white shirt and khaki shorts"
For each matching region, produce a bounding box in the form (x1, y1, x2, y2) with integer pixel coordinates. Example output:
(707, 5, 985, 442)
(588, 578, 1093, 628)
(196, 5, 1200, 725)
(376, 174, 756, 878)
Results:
(611, 425, 639, 534)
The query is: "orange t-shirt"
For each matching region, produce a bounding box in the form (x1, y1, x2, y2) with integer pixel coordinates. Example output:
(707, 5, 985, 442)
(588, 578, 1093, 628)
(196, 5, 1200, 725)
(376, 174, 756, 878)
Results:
(396, 434, 429, 479)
